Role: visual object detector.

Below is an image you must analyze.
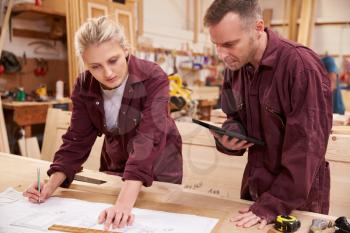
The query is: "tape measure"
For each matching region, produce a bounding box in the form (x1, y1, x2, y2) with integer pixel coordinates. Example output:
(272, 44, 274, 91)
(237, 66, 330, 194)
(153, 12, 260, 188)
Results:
(48, 224, 120, 233)
(274, 215, 301, 233)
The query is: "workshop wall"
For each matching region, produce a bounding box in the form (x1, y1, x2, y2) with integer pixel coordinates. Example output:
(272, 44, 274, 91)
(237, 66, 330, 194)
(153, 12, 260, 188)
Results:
(259, 0, 350, 67)
(1, 16, 68, 96)
(140, 0, 214, 53)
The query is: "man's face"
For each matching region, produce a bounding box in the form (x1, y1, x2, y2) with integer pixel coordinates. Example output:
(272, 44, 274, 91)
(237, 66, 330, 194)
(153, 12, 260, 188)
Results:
(82, 38, 128, 89)
(209, 12, 258, 71)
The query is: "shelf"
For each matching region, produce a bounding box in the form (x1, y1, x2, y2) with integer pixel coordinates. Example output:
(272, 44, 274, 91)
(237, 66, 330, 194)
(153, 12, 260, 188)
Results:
(271, 21, 350, 27)
(7, 3, 67, 41)
(11, 3, 65, 20)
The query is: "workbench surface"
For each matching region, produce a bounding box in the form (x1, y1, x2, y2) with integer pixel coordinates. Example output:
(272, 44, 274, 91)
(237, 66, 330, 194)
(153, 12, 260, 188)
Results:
(0, 152, 336, 233)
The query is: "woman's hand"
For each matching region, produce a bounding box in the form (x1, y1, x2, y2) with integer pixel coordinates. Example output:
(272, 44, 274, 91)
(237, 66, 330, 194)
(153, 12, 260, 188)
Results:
(211, 130, 254, 150)
(98, 202, 135, 230)
(230, 207, 267, 229)
(22, 172, 66, 203)
(98, 180, 142, 230)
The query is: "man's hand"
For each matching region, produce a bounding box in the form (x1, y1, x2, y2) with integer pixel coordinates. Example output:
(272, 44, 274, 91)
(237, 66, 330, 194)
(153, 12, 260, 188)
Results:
(98, 180, 142, 230)
(210, 130, 254, 150)
(230, 207, 267, 229)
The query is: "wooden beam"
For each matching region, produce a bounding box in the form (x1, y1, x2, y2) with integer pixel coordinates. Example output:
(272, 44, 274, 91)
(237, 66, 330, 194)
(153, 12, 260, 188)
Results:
(65, 0, 83, 94)
(0, 99, 10, 153)
(137, 0, 143, 37)
(262, 9, 273, 28)
(185, 0, 190, 30)
(288, 0, 301, 41)
(11, 3, 65, 18)
(12, 28, 66, 40)
(315, 21, 350, 26)
(193, 0, 200, 43)
(0, 0, 14, 56)
(272, 21, 350, 27)
(297, 0, 318, 46)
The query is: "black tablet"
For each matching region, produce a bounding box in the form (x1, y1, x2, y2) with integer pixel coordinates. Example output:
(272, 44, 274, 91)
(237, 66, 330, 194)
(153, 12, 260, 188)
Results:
(192, 118, 265, 146)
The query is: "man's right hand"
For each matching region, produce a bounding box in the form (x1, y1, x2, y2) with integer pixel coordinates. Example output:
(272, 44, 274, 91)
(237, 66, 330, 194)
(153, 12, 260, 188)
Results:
(23, 171, 66, 203)
(210, 130, 254, 150)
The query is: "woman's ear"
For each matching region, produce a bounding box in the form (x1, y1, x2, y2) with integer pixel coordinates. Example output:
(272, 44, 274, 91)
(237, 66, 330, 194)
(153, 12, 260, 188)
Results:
(124, 49, 129, 58)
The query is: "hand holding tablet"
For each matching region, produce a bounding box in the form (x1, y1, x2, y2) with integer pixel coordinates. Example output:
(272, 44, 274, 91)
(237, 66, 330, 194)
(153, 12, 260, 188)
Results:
(192, 119, 265, 146)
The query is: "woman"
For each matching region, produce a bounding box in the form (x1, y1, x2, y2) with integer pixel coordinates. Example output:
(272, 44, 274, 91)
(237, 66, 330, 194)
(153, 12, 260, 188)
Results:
(23, 16, 183, 230)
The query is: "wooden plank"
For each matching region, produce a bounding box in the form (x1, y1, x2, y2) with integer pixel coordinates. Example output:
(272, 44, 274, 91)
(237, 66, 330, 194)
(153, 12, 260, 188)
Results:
(326, 134, 350, 163)
(288, 0, 301, 41)
(41, 108, 104, 170)
(176, 121, 216, 147)
(342, 90, 350, 112)
(0, 0, 13, 56)
(18, 136, 41, 158)
(332, 126, 350, 135)
(48, 224, 117, 233)
(12, 3, 65, 17)
(0, 98, 9, 153)
(297, 0, 318, 46)
(66, 0, 83, 94)
(0, 152, 348, 231)
(136, 0, 143, 36)
(262, 9, 273, 28)
(193, 0, 200, 43)
(191, 86, 220, 101)
(13, 28, 64, 40)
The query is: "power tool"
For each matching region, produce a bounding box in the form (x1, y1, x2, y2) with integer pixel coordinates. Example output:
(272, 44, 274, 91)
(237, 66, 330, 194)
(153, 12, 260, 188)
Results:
(309, 218, 333, 233)
(309, 216, 350, 233)
(274, 215, 301, 233)
(168, 74, 196, 116)
(335, 216, 350, 233)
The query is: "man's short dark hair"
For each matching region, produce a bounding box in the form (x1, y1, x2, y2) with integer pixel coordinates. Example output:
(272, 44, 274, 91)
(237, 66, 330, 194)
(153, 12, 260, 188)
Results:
(204, 0, 262, 27)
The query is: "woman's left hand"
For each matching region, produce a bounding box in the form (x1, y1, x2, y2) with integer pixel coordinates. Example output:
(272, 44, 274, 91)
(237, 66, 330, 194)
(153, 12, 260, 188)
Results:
(98, 203, 134, 230)
(98, 180, 142, 230)
(230, 207, 267, 229)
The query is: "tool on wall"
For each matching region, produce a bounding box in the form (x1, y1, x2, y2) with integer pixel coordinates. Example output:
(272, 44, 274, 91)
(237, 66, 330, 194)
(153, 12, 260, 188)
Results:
(33, 58, 48, 76)
(0, 50, 22, 73)
(28, 40, 60, 57)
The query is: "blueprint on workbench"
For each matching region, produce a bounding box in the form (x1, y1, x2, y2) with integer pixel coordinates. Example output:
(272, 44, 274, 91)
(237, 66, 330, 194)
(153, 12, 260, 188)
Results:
(0, 187, 218, 233)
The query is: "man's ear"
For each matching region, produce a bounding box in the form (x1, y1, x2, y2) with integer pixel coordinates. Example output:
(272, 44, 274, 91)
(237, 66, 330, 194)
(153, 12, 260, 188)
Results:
(256, 19, 264, 32)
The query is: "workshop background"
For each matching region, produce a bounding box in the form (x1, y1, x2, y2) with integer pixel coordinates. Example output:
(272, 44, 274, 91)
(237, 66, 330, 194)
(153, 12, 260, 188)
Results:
(0, 0, 349, 227)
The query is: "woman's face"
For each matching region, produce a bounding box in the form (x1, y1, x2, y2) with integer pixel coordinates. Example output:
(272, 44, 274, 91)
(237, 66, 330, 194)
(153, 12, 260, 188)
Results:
(82, 38, 129, 89)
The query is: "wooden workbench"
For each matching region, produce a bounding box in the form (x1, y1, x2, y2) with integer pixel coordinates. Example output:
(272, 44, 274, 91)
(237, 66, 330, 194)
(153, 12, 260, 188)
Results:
(2, 98, 72, 137)
(0, 152, 337, 233)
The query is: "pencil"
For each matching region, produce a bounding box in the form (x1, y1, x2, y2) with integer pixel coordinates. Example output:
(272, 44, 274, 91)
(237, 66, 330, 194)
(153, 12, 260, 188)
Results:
(37, 168, 40, 203)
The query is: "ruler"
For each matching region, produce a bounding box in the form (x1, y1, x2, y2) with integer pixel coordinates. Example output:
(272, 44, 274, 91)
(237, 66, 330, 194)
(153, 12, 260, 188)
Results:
(48, 224, 121, 233)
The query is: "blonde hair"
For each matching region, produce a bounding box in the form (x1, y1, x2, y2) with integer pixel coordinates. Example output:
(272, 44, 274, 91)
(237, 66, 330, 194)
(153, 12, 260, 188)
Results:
(74, 16, 129, 58)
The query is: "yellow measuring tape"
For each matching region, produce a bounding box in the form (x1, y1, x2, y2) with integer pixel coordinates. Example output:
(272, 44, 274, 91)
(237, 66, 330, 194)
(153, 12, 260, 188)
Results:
(48, 224, 121, 233)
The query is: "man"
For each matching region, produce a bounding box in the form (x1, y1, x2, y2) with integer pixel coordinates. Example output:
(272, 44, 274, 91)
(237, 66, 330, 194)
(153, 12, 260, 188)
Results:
(204, 0, 332, 229)
(321, 55, 345, 114)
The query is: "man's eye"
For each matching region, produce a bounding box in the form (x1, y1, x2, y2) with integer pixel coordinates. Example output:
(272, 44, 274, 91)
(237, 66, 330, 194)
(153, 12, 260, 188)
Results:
(109, 59, 118, 64)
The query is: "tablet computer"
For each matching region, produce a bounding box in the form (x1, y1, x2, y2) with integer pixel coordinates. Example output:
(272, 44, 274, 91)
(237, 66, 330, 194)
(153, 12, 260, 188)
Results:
(192, 118, 265, 146)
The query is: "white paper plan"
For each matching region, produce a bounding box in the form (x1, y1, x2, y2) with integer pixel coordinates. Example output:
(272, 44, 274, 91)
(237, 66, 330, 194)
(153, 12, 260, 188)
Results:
(0, 188, 218, 233)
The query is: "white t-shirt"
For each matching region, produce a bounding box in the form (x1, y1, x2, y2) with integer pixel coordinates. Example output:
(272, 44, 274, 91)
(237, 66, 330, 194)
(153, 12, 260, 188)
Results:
(101, 76, 128, 132)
